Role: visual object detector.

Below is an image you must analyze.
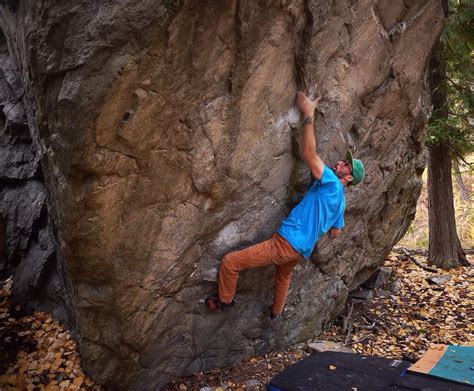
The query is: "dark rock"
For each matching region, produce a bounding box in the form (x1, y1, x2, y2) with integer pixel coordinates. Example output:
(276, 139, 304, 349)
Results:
(0, 0, 444, 389)
(427, 274, 451, 285)
(364, 266, 393, 289)
(0, 32, 74, 328)
(0, 214, 5, 273)
(374, 290, 391, 298)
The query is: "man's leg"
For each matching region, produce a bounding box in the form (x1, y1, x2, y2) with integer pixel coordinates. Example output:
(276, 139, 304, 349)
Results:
(272, 259, 299, 316)
(270, 233, 304, 316)
(218, 238, 275, 304)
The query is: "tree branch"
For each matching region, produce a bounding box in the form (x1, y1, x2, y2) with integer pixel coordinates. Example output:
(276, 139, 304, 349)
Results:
(448, 110, 472, 118)
(444, 75, 471, 92)
(449, 147, 474, 168)
(394, 248, 438, 272)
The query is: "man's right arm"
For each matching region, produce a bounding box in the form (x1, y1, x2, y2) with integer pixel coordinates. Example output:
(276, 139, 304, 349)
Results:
(301, 120, 324, 181)
(296, 91, 324, 181)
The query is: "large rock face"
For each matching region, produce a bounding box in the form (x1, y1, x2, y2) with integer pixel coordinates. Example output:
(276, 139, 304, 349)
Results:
(0, 0, 444, 389)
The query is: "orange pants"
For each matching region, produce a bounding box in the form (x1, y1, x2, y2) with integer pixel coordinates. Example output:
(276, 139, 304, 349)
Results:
(218, 233, 304, 315)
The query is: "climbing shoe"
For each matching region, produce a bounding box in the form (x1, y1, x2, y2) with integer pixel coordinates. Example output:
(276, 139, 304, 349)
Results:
(270, 311, 280, 320)
(205, 296, 236, 310)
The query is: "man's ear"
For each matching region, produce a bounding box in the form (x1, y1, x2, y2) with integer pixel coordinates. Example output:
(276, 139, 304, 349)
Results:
(345, 174, 353, 183)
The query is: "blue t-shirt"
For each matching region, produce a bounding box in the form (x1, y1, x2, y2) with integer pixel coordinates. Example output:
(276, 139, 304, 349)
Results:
(276, 166, 345, 260)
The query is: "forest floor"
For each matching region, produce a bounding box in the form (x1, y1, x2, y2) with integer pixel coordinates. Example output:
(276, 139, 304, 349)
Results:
(0, 164, 472, 391)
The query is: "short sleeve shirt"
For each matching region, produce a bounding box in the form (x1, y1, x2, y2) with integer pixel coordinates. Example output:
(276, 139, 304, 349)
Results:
(276, 166, 345, 260)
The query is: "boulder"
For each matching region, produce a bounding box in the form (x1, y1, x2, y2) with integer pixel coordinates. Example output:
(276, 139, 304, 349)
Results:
(0, 0, 445, 389)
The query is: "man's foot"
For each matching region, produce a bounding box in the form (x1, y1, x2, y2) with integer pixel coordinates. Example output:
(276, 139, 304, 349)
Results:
(270, 311, 280, 320)
(205, 296, 236, 310)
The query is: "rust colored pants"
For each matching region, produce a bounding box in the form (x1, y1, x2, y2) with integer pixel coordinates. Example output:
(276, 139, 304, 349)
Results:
(218, 233, 304, 315)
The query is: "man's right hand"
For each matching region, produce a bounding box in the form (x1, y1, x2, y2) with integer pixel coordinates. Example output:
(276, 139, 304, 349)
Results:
(296, 91, 321, 117)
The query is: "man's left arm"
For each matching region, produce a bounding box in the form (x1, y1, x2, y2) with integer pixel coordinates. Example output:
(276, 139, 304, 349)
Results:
(329, 212, 344, 238)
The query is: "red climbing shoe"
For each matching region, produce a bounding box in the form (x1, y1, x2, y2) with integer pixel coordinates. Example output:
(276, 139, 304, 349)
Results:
(205, 296, 235, 310)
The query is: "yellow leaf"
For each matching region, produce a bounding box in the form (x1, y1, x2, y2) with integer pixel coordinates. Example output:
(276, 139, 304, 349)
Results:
(329, 365, 337, 370)
(73, 376, 84, 387)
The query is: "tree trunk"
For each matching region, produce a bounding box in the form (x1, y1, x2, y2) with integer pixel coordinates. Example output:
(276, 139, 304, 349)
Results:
(427, 2, 467, 269)
(427, 143, 467, 268)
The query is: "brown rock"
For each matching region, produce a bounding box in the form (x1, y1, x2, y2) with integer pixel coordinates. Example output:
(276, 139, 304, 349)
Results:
(0, 0, 444, 389)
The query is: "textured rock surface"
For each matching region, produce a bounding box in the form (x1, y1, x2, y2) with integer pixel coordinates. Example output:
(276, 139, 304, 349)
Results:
(0, 0, 444, 389)
(0, 28, 74, 324)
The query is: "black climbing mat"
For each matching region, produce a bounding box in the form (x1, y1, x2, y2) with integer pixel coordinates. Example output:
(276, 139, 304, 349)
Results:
(267, 351, 474, 390)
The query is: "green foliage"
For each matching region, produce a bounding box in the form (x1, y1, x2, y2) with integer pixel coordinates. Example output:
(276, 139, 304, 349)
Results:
(426, 0, 474, 158)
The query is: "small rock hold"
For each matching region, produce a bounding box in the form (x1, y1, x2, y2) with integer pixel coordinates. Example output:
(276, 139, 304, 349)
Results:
(134, 88, 148, 100)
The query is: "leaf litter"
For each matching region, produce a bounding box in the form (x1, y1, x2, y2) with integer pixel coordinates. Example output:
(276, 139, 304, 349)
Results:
(1, 252, 472, 390)
(0, 278, 100, 391)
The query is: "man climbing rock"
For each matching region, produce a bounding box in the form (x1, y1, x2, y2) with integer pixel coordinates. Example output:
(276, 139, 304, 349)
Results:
(206, 89, 365, 319)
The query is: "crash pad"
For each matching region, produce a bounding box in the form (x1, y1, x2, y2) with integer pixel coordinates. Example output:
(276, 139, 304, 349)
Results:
(268, 351, 474, 390)
(408, 344, 474, 386)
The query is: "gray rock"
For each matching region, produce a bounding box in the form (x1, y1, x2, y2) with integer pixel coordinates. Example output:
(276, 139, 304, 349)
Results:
(0, 0, 445, 389)
(390, 280, 402, 293)
(374, 290, 391, 298)
(308, 340, 353, 353)
(364, 266, 393, 289)
(427, 274, 452, 285)
(0, 36, 73, 327)
(350, 288, 374, 301)
(243, 379, 263, 389)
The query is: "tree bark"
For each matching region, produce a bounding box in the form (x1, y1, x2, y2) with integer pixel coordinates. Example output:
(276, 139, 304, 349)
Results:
(427, 144, 467, 268)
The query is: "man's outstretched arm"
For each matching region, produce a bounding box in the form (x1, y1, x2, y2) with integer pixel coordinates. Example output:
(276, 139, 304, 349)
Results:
(295, 91, 324, 180)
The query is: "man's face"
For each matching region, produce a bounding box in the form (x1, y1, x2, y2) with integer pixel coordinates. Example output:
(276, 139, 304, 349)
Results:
(333, 160, 352, 178)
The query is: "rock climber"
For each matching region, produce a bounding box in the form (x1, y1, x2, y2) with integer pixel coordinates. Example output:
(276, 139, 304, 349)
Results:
(206, 89, 365, 319)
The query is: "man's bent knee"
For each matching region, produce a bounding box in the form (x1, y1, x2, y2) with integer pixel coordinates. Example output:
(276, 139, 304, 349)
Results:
(220, 254, 236, 272)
